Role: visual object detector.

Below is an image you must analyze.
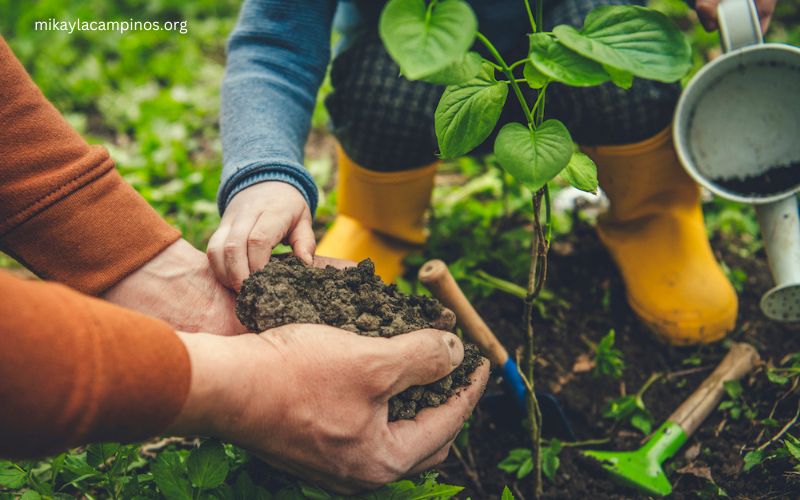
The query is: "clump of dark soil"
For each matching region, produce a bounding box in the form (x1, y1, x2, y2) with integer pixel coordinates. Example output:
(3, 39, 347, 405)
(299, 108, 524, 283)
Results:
(236, 256, 482, 421)
(712, 161, 800, 196)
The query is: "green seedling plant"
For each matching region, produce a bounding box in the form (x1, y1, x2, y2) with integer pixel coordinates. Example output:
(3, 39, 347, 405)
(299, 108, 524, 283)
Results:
(593, 329, 625, 380)
(499, 441, 562, 483)
(718, 380, 758, 421)
(379, 0, 691, 495)
(742, 352, 800, 475)
(766, 352, 800, 386)
(603, 372, 660, 435)
(744, 434, 800, 474)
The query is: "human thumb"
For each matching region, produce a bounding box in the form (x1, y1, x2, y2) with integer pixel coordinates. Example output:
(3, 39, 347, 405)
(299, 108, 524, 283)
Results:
(384, 329, 464, 397)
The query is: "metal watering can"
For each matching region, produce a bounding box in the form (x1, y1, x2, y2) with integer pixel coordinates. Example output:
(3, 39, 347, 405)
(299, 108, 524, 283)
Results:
(674, 0, 800, 322)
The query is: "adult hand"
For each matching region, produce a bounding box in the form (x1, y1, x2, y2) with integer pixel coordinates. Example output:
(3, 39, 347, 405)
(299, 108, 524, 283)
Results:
(694, 0, 777, 33)
(208, 182, 315, 291)
(103, 239, 246, 336)
(170, 325, 489, 494)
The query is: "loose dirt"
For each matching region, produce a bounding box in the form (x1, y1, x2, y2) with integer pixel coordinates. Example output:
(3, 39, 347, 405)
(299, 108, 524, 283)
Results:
(428, 222, 800, 499)
(235, 256, 482, 421)
(712, 161, 800, 197)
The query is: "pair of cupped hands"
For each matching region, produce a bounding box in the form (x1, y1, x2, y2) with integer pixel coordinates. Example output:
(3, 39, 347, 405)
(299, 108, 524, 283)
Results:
(103, 183, 488, 494)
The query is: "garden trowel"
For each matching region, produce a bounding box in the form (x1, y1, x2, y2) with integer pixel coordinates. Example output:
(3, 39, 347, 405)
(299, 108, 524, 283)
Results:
(583, 342, 760, 496)
(418, 259, 574, 440)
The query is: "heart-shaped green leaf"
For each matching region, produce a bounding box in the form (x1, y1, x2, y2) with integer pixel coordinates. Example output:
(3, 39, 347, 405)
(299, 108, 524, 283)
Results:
(553, 5, 691, 82)
(435, 63, 508, 158)
(422, 51, 483, 85)
(494, 120, 573, 192)
(379, 0, 478, 80)
(528, 33, 610, 87)
(560, 152, 598, 193)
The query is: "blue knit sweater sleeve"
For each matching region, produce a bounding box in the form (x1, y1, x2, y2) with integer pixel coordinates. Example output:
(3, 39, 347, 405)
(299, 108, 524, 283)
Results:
(218, 0, 337, 215)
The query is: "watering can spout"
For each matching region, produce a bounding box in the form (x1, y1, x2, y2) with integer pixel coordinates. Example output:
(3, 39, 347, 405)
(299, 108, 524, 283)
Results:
(756, 196, 800, 321)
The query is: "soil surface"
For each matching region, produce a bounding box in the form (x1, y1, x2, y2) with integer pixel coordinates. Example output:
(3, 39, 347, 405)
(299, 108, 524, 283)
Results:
(712, 161, 800, 196)
(236, 256, 482, 421)
(427, 221, 800, 499)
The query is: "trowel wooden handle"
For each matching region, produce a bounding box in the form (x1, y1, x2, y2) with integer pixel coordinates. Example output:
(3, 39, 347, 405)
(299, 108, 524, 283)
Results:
(668, 342, 760, 437)
(419, 259, 509, 367)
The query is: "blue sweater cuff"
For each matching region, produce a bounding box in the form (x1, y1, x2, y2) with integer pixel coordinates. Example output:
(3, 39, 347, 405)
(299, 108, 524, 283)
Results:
(218, 163, 319, 216)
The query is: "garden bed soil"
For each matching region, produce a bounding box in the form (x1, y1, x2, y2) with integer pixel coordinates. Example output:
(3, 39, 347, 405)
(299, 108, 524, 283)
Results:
(433, 222, 800, 499)
(235, 257, 482, 421)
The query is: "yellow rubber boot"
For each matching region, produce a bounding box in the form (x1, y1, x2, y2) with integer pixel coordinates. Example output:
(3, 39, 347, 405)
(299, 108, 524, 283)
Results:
(316, 146, 437, 282)
(582, 126, 738, 345)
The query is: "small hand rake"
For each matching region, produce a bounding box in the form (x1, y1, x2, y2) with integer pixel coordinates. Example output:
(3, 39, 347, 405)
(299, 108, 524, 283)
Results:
(583, 342, 760, 496)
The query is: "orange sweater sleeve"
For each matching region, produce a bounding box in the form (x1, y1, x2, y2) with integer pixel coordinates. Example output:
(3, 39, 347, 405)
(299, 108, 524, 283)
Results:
(0, 270, 191, 458)
(0, 36, 181, 296)
(0, 37, 192, 458)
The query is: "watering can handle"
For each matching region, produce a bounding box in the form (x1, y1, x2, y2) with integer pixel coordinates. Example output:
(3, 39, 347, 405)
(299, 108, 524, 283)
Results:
(668, 343, 760, 436)
(717, 0, 763, 52)
(418, 259, 509, 367)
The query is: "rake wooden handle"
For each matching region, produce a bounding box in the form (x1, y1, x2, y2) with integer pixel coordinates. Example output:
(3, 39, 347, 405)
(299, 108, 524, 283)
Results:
(418, 259, 508, 367)
(668, 342, 760, 436)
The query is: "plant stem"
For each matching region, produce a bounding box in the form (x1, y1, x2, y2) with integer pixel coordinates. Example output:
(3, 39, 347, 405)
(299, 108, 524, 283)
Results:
(636, 372, 663, 399)
(509, 59, 528, 71)
(525, 190, 546, 499)
(757, 398, 800, 451)
(523, 0, 536, 32)
(476, 32, 533, 124)
(543, 184, 552, 241)
(536, 0, 544, 34)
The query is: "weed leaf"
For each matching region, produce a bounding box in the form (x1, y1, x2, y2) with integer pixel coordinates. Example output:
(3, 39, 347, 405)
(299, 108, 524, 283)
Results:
(494, 120, 573, 192)
(87, 442, 121, 468)
(186, 441, 229, 490)
(553, 6, 691, 82)
(743, 449, 765, 472)
(152, 451, 192, 500)
(541, 440, 562, 481)
(0, 461, 26, 489)
(501, 485, 515, 500)
(784, 435, 800, 462)
(435, 63, 508, 158)
(528, 33, 609, 87)
(630, 409, 654, 434)
(516, 456, 534, 479)
(380, 0, 477, 79)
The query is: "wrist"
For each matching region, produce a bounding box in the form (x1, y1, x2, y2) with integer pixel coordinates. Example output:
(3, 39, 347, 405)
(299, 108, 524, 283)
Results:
(167, 332, 239, 436)
(167, 332, 284, 439)
(220, 164, 318, 216)
(104, 239, 243, 335)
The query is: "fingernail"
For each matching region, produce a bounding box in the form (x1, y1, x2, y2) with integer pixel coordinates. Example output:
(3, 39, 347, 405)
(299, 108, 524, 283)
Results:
(442, 332, 463, 367)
